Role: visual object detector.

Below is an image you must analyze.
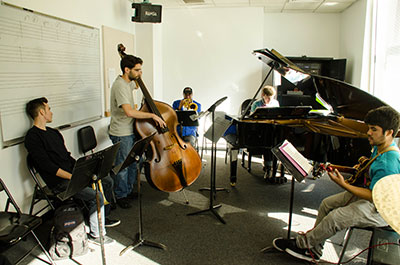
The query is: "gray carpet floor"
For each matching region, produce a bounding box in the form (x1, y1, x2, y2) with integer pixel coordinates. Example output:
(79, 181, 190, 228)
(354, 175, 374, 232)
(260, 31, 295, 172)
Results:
(7, 152, 374, 265)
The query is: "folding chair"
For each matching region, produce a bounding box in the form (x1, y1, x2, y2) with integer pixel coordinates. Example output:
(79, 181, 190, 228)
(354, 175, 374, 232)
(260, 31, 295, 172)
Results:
(77, 126, 116, 205)
(0, 178, 55, 264)
(77, 125, 97, 155)
(27, 154, 60, 216)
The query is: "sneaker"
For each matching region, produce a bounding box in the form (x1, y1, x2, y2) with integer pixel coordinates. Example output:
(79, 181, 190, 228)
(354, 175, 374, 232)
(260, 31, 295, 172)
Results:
(88, 235, 115, 245)
(272, 237, 296, 252)
(105, 218, 121, 228)
(285, 242, 320, 263)
(116, 198, 131, 209)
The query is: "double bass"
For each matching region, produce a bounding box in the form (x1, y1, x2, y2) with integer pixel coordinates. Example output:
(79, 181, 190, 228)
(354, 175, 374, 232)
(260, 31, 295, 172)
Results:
(117, 44, 202, 192)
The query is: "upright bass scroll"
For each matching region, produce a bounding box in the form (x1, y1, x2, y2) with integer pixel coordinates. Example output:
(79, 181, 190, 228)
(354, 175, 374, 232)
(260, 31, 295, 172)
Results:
(117, 44, 202, 192)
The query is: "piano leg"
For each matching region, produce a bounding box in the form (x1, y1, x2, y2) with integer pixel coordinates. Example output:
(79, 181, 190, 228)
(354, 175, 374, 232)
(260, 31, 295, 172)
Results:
(229, 147, 238, 186)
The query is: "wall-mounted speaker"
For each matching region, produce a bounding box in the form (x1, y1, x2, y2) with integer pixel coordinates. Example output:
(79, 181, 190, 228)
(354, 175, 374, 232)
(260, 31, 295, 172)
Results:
(132, 3, 162, 23)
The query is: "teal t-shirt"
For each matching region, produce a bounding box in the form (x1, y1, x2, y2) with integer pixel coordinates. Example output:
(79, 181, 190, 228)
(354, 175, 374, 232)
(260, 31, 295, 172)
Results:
(369, 141, 400, 190)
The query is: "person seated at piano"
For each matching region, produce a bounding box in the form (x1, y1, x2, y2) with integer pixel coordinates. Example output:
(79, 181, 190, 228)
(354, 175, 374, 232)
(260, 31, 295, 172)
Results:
(251, 85, 280, 179)
(250, 85, 279, 113)
(24, 97, 121, 245)
(172, 87, 202, 148)
(273, 106, 400, 263)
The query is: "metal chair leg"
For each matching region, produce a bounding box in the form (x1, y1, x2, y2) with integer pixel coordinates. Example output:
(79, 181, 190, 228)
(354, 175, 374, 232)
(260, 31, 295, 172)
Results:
(338, 227, 354, 264)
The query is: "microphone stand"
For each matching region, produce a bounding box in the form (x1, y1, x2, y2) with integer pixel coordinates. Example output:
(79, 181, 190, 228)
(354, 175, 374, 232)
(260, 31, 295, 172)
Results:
(187, 97, 228, 224)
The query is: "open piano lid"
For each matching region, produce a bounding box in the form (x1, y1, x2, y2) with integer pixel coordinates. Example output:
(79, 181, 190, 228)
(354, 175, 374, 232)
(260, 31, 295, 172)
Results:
(253, 48, 388, 121)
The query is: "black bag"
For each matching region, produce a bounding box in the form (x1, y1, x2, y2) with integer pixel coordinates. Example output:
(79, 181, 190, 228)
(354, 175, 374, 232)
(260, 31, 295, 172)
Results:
(49, 203, 88, 260)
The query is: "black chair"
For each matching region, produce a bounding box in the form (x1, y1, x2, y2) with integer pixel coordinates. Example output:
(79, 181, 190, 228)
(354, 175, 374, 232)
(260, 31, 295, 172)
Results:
(77, 125, 97, 155)
(27, 155, 60, 216)
(240, 98, 254, 117)
(0, 178, 55, 265)
(77, 126, 116, 205)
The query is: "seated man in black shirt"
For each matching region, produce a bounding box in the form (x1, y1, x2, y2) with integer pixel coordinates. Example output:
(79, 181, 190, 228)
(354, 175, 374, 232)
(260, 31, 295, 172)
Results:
(24, 97, 118, 244)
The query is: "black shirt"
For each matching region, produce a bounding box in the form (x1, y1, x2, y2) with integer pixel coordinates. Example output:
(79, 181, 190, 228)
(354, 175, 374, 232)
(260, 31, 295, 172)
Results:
(24, 126, 75, 190)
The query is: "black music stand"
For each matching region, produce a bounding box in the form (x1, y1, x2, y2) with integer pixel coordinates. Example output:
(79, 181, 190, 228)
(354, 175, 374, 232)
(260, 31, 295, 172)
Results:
(58, 143, 120, 265)
(91, 143, 121, 265)
(176, 110, 199, 152)
(176, 110, 199, 127)
(187, 96, 229, 224)
(119, 133, 167, 256)
(260, 141, 307, 253)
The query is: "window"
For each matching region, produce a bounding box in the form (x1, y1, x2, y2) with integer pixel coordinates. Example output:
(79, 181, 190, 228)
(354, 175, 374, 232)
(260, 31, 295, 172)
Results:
(372, 0, 400, 111)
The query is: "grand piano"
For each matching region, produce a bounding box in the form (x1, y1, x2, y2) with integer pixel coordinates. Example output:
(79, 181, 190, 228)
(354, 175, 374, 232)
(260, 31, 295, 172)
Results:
(226, 48, 391, 185)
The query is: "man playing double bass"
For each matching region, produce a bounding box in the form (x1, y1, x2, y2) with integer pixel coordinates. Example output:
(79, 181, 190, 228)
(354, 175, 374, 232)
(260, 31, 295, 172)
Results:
(109, 54, 165, 209)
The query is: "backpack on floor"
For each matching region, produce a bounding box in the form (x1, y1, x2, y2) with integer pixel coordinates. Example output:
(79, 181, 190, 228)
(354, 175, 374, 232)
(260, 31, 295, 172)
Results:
(48, 203, 89, 260)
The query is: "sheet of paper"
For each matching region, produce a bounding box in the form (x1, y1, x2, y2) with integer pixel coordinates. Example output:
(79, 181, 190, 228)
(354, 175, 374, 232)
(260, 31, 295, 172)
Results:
(279, 140, 312, 176)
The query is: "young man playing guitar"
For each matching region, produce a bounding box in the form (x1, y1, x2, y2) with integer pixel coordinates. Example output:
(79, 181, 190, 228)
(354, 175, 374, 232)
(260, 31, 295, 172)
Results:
(273, 106, 400, 263)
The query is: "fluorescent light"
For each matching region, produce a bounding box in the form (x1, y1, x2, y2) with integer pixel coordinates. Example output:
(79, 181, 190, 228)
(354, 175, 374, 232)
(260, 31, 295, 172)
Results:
(324, 2, 339, 6)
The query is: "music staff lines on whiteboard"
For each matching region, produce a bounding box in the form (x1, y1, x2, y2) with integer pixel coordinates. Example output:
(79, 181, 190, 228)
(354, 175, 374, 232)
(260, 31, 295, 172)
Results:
(0, 4, 102, 144)
(0, 90, 100, 115)
(0, 73, 100, 90)
(0, 16, 97, 48)
(0, 45, 99, 65)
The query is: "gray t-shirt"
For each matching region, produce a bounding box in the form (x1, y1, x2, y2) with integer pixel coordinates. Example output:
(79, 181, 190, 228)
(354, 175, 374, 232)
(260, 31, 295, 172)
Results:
(109, 76, 136, 136)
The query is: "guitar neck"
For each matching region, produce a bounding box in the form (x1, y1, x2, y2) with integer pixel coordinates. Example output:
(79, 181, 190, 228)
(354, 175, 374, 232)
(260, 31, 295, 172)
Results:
(330, 164, 357, 175)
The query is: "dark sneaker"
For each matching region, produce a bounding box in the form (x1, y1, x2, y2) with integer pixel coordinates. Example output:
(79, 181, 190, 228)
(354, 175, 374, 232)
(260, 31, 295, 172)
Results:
(105, 218, 121, 228)
(88, 235, 115, 245)
(116, 198, 131, 209)
(285, 243, 320, 263)
(272, 237, 296, 252)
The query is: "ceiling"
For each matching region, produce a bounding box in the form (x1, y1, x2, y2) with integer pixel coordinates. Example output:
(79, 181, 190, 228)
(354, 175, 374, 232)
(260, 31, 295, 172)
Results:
(147, 0, 359, 13)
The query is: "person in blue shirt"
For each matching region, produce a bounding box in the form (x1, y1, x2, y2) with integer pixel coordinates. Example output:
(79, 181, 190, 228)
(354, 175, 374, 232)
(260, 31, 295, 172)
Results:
(250, 85, 280, 113)
(273, 106, 400, 263)
(251, 85, 280, 180)
(172, 87, 201, 147)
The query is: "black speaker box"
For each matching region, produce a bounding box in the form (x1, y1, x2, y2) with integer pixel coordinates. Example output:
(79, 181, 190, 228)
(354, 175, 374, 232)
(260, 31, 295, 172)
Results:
(132, 3, 162, 23)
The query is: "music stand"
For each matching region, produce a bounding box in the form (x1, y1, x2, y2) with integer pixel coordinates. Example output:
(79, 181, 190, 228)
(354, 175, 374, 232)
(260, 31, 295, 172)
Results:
(90, 142, 121, 265)
(57, 143, 120, 265)
(176, 110, 199, 127)
(187, 96, 229, 224)
(56, 156, 100, 202)
(119, 133, 167, 256)
(260, 141, 307, 253)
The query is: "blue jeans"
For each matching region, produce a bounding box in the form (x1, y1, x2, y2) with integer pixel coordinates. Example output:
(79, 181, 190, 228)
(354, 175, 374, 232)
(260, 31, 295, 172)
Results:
(101, 175, 114, 216)
(73, 187, 105, 238)
(109, 134, 138, 199)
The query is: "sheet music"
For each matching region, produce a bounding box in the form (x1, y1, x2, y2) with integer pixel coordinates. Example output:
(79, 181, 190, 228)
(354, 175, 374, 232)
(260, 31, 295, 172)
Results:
(204, 112, 232, 143)
(279, 140, 312, 176)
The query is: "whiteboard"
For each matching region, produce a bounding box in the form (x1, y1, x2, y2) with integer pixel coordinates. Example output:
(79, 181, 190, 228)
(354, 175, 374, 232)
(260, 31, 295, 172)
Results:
(0, 4, 102, 145)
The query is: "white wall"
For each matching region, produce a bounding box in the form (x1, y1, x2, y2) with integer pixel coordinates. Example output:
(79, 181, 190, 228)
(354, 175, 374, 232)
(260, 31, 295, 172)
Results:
(0, 0, 134, 211)
(262, 12, 342, 86)
(161, 7, 264, 115)
(340, 0, 368, 88)
(264, 13, 341, 58)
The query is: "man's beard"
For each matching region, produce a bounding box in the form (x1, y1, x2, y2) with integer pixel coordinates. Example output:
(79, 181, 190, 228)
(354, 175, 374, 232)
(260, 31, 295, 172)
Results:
(128, 75, 137, 81)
